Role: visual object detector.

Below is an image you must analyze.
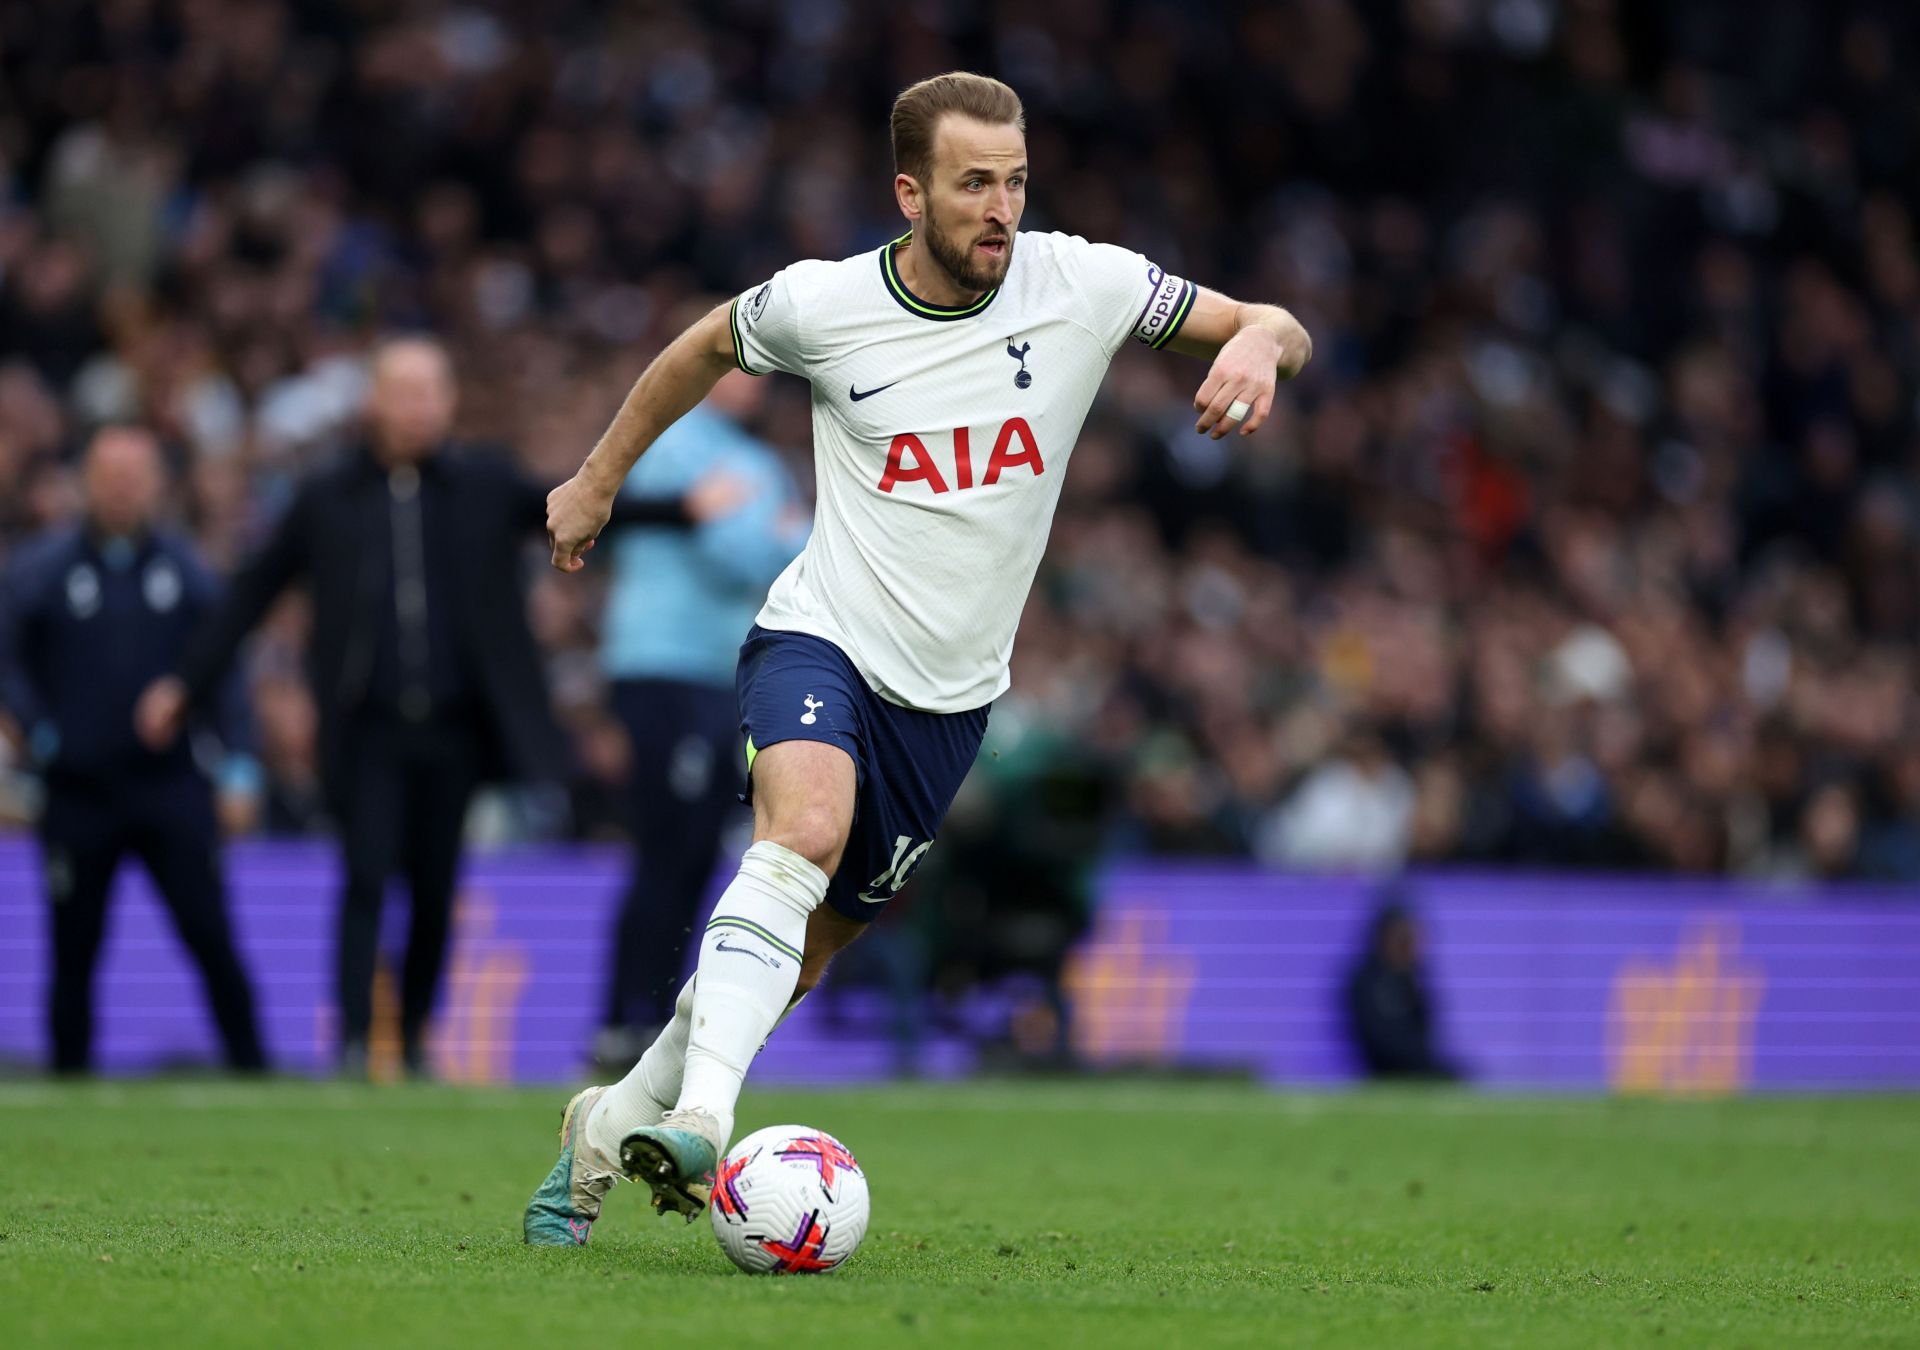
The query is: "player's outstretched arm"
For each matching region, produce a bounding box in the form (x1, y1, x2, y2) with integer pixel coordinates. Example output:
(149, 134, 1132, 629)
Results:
(1162, 288, 1312, 439)
(546, 301, 737, 572)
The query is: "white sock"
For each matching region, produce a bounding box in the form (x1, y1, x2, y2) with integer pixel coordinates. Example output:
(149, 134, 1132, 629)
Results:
(587, 976, 697, 1158)
(674, 840, 826, 1146)
(585, 982, 817, 1162)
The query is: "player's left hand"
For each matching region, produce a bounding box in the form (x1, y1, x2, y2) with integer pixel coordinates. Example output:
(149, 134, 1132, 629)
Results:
(1192, 317, 1311, 439)
(547, 469, 615, 573)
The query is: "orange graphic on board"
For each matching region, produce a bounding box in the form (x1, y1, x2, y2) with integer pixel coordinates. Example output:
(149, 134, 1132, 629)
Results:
(315, 889, 531, 1083)
(1062, 906, 1197, 1064)
(1607, 920, 1764, 1096)
(434, 894, 530, 1084)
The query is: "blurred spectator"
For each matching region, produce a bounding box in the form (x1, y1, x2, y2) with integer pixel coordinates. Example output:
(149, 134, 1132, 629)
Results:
(1344, 898, 1460, 1082)
(1257, 729, 1414, 872)
(137, 339, 695, 1077)
(591, 369, 808, 1074)
(0, 425, 264, 1074)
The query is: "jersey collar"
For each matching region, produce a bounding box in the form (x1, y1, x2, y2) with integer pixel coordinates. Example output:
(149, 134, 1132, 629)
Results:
(879, 231, 1000, 321)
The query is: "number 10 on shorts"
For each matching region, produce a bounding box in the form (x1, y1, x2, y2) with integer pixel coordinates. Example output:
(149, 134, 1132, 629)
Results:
(859, 835, 932, 904)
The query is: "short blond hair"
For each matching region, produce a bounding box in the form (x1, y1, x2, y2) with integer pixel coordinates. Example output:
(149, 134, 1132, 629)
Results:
(890, 72, 1026, 184)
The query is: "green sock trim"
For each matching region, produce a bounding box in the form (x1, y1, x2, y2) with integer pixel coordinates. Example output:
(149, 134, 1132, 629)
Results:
(707, 916, 803, 965)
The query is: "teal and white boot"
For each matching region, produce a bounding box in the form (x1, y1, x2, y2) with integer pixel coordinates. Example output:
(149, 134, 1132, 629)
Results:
(523, 1086, 621, 1245)
(619, 1107, 723, 1222)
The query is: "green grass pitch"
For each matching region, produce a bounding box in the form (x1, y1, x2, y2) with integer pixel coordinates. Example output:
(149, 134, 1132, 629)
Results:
(1, 1080, 1913, 1347)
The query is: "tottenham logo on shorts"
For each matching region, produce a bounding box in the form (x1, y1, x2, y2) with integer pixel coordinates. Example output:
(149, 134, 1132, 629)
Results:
(801, 694, 823, 725)
(746, 281, 773, 328)
(1006, 338, 1032, 389)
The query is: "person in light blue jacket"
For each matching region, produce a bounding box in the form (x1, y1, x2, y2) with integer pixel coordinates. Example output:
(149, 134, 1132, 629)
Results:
(594, 372, 808, 1071)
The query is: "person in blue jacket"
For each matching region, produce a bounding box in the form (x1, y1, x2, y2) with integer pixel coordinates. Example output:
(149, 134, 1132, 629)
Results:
(0, 425, 265, 1074)
(593, 372, 808, 1072)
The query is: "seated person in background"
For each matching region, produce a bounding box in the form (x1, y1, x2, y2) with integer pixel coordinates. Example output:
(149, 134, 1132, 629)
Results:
(1344, 896, 1461, 1081)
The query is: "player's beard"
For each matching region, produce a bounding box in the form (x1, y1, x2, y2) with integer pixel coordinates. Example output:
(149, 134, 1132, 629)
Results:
(921, 201, 1013, 293)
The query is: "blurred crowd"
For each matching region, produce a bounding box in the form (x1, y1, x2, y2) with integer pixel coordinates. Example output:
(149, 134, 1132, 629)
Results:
(3, 0, 1919, 881)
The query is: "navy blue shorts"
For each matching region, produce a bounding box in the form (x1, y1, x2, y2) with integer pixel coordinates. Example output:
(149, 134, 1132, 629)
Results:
(735, 625, 990, 923)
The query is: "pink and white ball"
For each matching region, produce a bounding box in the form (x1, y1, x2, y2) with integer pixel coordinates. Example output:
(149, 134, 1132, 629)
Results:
(708, 1125, 870, 1274)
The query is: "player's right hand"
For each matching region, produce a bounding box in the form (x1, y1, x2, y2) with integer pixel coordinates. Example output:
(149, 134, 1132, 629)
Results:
(547, 470, 614, 572)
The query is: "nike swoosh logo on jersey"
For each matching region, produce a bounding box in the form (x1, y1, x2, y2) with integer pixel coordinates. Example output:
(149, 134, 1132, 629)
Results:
(848, 381, 899, 402)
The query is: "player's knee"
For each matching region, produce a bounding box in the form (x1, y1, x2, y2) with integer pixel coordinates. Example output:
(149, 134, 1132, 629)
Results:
(763, 805, 848, 876)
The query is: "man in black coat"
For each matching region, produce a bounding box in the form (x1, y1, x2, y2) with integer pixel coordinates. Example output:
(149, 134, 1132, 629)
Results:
(137, 337, 696, 1077)
(0, 424, 266, 1074)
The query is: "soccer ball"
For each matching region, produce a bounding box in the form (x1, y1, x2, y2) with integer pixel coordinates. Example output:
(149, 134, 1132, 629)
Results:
(708, 1124, 869, 1274)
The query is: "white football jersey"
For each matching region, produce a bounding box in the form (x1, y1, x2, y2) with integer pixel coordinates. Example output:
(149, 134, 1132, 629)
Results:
(730, 229, 1195, 712)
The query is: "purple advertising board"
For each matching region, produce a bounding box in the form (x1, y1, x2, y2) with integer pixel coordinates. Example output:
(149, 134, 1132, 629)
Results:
(1, 839, 1915, 1091)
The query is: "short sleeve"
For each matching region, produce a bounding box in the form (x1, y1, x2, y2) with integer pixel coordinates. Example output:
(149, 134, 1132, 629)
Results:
(730, 268, 807, 377)
(1069, 237, 1197, 355)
